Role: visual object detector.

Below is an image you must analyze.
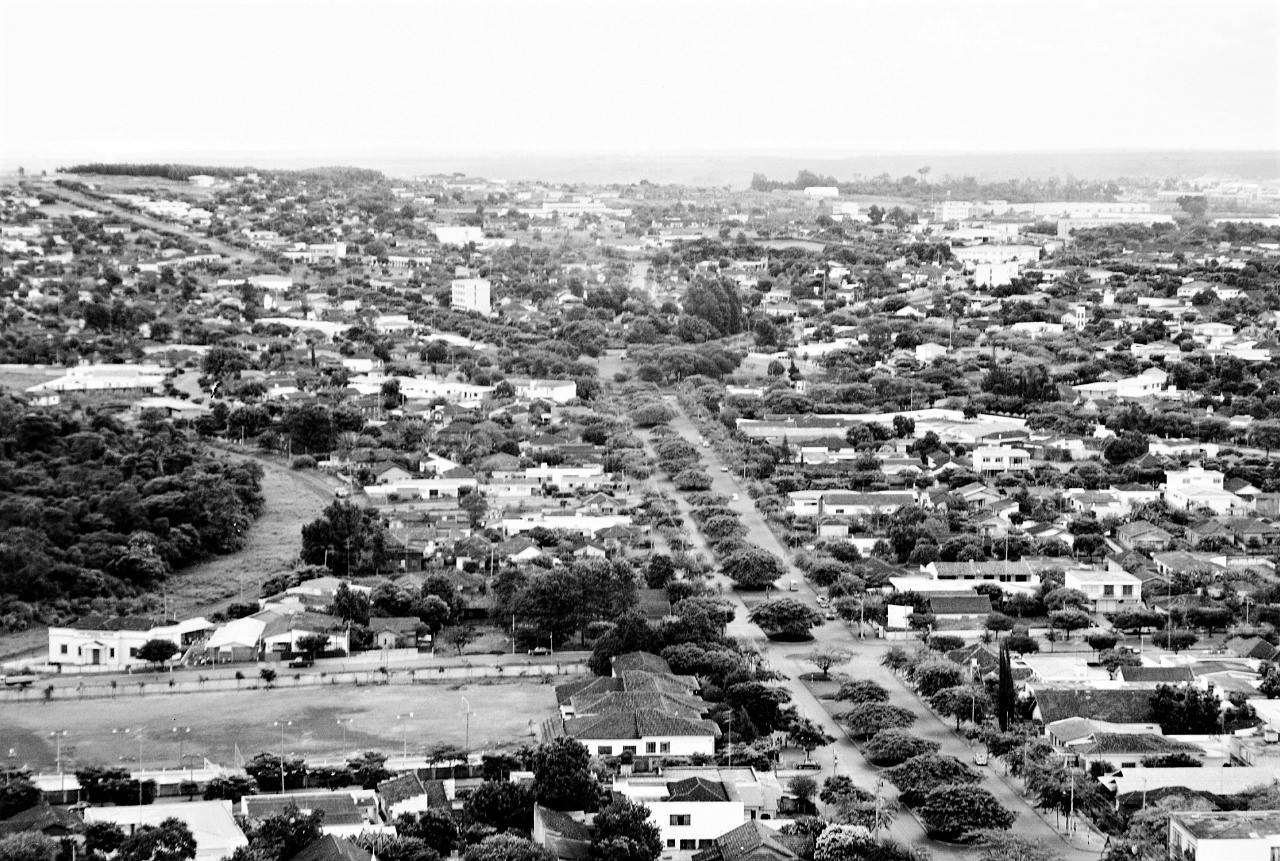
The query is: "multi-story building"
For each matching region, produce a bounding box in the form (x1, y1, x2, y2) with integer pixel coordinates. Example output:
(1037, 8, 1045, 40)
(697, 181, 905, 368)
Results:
(1064, 568, 1143, 613)
(1169, 810, 1280, 861)
(451, 277, 492, 315)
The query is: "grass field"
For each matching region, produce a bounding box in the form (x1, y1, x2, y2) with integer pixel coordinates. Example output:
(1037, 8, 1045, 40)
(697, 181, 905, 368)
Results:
(2, 680, 557, 773)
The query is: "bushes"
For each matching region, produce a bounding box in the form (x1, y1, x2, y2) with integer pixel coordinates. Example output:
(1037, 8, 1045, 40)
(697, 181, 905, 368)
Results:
(290, 455, 317, 469)
(843, 703, 916, 739)
(835, 679, 889, 704)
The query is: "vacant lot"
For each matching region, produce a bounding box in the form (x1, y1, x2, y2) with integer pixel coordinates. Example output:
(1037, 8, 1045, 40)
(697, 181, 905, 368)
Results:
(3, 680, 556, 772)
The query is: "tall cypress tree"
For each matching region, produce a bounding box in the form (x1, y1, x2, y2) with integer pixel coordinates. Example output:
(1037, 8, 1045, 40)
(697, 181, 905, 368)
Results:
(997, 641, 1015, 731)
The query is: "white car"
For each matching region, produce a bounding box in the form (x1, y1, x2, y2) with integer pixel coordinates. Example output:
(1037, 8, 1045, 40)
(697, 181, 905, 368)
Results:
(720, 466, 729, 472)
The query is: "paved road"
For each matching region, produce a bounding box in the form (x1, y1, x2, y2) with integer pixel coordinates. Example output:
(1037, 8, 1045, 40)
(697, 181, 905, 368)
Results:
(651, 400, 1099, 861)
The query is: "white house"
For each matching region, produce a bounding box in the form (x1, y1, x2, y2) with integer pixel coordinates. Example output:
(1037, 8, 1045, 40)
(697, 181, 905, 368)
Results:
(1064, 568, 1142, 613)
(1164, 466, 1244, 514)
(432, 225, 484, 246)
(86, 801, 248, 861)
(559, 710, 718, 758)
(49, 616, 214, 669)
(515, 379, 578, 403)
(1169, 811, 1280, 861)
(612, 773, 746, 858)
(973, 446, 1031, 474)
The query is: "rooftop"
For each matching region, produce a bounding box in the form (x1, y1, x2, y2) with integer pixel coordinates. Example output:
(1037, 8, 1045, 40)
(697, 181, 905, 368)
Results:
(1174, 810, 1280, 840)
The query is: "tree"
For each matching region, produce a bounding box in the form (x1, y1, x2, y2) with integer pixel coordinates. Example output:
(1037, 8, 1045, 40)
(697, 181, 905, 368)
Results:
(416, 595, 452, 636)
(1099, 647, 1142, 678)
(1165, 630, 1198, 653)
(295, 633, 329, 658)
(864, 729, 940, 766)
(787, 717, 835, 761)
(1177, 195, 1208, 219)
(396, 810, 459, 857)
(629, 404, 674, 428)
(464, 780, 537, 834)
(917, 785, 1014, 839)
(750, 599, 824, 639)
(813, 825, 875, 861)
(991, 643, 1013, 732)
(788, 775, 818, 804)
(1112, 609, 1164, 634)
(1144, 752, 1203, 768)
(884, 753, 981, 807)
(1187, 607, 1233, 635)
(985, 613, 1014, 637)
(1043, 587, 1089, 611)
(203, 774, 259, 802)
(299, 500, 386, 577)
(1048, 610, 1091, 641)
(331, 582, 371, 625)
(118, 817, 197, 861)
(589, 797, 662, 861)
(464, 835, 554, 861)
(1151, 684, 1221, 734)
(347, 751, 392, 789)
(241, 804, 324, 861)
(722, 546, 786, 589)
(835, 680, 889, 704)
(0, 777, 40, 819)
(970, 830, 1063, 861)
(844, 703, 916, 738)
(932, 685, 992, 729)
(802, 648, 853, 678)
(137, 638, 179, 666)
(910, 659, 965, 698)
(927, 635, 965, 653)
(1085, 632, 1119, 653)
(86, 821, 127, 857)
(245, 752, 306, 793)
(532, 738, 600, 812)
(1005, 633, 1039, 655)
(0, 834, 57, 861)
(448, 625, 478, 656)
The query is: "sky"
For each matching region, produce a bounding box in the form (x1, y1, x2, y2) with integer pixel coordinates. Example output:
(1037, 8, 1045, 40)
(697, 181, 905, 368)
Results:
(1, 0, 1277, 172)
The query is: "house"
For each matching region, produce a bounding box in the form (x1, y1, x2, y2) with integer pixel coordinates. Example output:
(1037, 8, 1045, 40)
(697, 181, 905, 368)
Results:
(925, 560, 1038, 586)
(369, 617, 421, 649)
(85, 801, 248, 861)
(377, 773, 449, 819)
(691, 820, 804, 861)
(1115, 665, 1196, 685)
(786, 490, 915, 519)
(1115, 521, 1174, 552)
(241, 792, 386, 838)
(0, 801, 85, 841)
(451, 277, 491, 315)
(1072, 733, 1208, 772)
(1169, 810, 1280, 861)
(1064, 568, 1142, 613)
(533, 805, 592, 861)
(515, 379, 578, 404)
(49, 615, 214, 669)
(1030, 686, 1158, 725)
(1165, 467, 1244, 515)
(972, 446, 1031, 474)
(1225, 636, 1278, 661)
(613, 773, 745, 857)
(926, 594, 993, 619)
(551, 710, 720, 758)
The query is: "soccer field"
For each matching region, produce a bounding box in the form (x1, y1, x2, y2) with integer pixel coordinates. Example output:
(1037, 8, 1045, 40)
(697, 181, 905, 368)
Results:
(2, 680, 559, 773)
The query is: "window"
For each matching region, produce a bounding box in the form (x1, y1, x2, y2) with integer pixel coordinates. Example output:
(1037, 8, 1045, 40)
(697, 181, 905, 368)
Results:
(670, 815, 691, 826)
(623, 746, 636, 755)
(128, 648, 136, 657)
(1268, 847, 1279, 861)
(646, 742, 656, 754)
(59, 644, 67, 654)
(109, 648, 115, 658)
(660, 742, 671, 754)
(680, 840, 696, 851)
(699, 840, 714, 849)
(667, 840, 675, 849)
(1122, 585, 1134, 596)
(1103, 585, 1115, 596)
(598, 746, 612, 756)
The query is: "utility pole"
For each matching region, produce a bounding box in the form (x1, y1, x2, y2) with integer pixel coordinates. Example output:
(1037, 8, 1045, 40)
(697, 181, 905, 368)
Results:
(273, 721, 292, 794)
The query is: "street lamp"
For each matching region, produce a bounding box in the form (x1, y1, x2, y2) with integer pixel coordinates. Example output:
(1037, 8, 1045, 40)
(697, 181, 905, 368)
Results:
(49, 731, 68, 774)
(336, 719, 353, 751)
(273, 721, 292, 794)
(396, 713, 414, 760)
(172, 726, 191, 775)
(111, 728, 144, 809)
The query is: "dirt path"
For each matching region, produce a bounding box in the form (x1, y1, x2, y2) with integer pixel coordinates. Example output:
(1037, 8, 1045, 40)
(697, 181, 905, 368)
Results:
(164, 448, 336, 619)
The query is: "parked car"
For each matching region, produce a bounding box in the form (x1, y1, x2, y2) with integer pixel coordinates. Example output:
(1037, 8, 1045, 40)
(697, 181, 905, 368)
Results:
(288, 656, 314, 669)
(720, 466, 729, 472)
(817, 596, 829, 606)
(529, 647, 550, 656)
(973, 749, 989, 766)
(825, 610, 837, 621)
(796, 760, 822, 770)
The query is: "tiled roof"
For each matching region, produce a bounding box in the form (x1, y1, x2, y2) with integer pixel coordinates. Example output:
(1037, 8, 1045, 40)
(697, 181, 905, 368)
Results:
(692, 820, 803, 861)
(0, 802, 85, 836)
(571, 691, 708, 720)
(1033, 687, 1154, 725)
(1116, 666, 1195, 684)
(1225, 636, 1278, 661)
(1077, 733, 1201, 756)
(612, 652, 672, 675)
(244, 793, 364, 825)
(666, 776, 729, 803)
(378, 773, 426, 806)
(556, 677, 622, 706)
(369, 616, 420, 635)
(535, 804, 591, 841)
(928, 595, 993, 615)
(68, 615, 159, 631)
(563, 709, 719, 741)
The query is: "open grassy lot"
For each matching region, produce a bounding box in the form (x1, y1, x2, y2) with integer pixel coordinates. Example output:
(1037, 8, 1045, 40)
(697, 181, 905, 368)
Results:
(0, 366, 67, 394)
(2, 680, 555, 772)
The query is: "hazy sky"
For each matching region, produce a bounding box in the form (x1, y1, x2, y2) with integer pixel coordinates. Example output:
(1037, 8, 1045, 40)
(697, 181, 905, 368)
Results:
(2, 0, 1277, 169)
